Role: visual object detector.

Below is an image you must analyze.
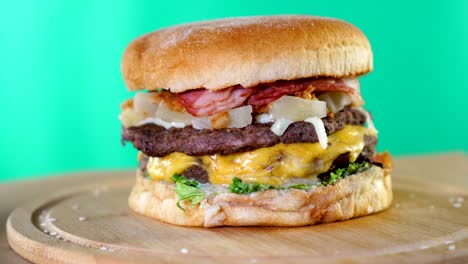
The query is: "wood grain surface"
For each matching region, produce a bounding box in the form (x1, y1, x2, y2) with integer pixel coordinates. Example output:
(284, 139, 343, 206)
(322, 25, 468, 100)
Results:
(2, 153, 468, 264)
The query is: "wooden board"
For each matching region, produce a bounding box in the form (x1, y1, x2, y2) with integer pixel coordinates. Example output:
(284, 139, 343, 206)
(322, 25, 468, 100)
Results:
(6, 164, 468, 263)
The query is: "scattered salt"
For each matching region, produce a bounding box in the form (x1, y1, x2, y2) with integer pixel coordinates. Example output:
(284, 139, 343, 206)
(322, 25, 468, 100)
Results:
(448, 245, 456, 251)
(419, 245, 429, 250)
(50, 232, 57, 236)
(180, 248, 189, 254)
(444, 240, 454, 245)
(448, 196, 464, 208)
(78, 216, 87, 221)
(43, 230, 49, 234)
(100, 246, 108, 251)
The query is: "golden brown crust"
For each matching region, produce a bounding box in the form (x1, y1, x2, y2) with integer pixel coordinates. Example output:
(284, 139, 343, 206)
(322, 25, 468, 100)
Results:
(128, 165, 392, 227)
(121, 15, 373, 93)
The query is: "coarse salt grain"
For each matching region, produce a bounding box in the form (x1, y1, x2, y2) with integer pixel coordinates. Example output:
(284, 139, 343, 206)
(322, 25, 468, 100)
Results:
(448, 245, 456, 251)
(50, 232, 57, 236)
(78, 216, 87, 221)
(444, 240, 454, 245)
(453, 203, 462, 208)
(180, 248, 189, 254)
(100, 246, 108, 251)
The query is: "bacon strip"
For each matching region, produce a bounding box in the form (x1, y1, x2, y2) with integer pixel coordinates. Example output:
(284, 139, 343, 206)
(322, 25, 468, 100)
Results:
(177, 78, 360, 116)
(248, 78, 357, 108)
(246, 82, 309, 107)
(177, 86, 255, 117)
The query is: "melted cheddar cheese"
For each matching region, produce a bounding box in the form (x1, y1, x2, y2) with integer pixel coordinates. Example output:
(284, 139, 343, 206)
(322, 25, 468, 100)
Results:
(145, 125, 374, 185)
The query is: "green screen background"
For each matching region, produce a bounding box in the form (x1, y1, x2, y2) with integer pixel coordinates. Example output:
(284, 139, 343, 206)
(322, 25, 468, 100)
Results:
(0, 1, 467, 182)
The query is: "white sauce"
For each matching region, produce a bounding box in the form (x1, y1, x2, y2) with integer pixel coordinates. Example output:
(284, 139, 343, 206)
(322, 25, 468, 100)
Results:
(137, 117, 186, 129)
(358, 107, 378, 134)
(271, 118, 294, 136)
(255, 113, 274, 124)
(304, 117, 328, 149)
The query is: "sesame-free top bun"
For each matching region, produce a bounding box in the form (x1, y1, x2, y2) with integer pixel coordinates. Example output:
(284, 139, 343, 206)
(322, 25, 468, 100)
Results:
(128, 165, 391, 227)
(122, 15, 373, 93)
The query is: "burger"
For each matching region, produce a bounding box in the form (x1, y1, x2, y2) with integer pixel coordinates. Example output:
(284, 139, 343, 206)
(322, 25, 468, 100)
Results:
(119, 15, 392, 227)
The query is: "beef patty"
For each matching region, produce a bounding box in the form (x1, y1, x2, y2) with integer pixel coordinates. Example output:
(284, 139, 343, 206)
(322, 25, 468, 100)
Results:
(122, 108, 367, 157)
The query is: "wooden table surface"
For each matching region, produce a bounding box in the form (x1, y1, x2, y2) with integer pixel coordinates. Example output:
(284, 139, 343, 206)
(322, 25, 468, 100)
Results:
(1, 153, 467, 263)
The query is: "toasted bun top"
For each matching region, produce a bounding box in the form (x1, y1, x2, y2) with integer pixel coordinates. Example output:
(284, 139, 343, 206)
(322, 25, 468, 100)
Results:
(121, 15, 373, 93)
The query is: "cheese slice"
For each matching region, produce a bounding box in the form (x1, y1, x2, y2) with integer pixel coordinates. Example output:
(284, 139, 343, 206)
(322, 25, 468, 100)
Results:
(146, 125, 374, 185)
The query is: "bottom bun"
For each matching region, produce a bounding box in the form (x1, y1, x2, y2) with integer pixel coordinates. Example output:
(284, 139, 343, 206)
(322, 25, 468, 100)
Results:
(128, 165, 392, 227)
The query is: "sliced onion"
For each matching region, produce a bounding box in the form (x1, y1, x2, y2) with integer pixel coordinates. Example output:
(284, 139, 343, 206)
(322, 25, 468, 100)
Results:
(269, 96, 326, 121)
(304, 116, 328, 149)
(228, 105, 252, 128)
(342, 78, 364, 106)
(271, 118, 294, 136)
(358, 107, 378, 134)
(133, 92, 158, 117)
(119, 108, 145, 127)
(343, 78, 360, 92)
(156, 101, 193, 125)
(192, 116, 212, 130)
(255, 113, 273, 124)
(317, 92, 352, 113)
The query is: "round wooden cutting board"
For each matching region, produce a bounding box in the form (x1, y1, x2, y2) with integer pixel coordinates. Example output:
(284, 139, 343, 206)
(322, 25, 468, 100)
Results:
(7, 172, 468, 264)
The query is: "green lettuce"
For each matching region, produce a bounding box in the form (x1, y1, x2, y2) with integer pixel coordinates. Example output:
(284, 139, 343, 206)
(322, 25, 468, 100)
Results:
(321, 161, 371, 186)
(171, 174, 205, 211)
(288, 183, 315, 190)
(227, 161, 372, 194)
(228, 177, 317, 194)
(228, 177, 283, 194)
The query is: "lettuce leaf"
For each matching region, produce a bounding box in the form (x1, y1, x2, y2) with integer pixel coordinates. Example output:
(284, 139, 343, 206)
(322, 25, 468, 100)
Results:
(171, 174, 205, 211)
(227, 161, 372, 194)
(321, 161, 371, 186)
(288, 183, 315, 190)
(228, 177, 281, 194)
